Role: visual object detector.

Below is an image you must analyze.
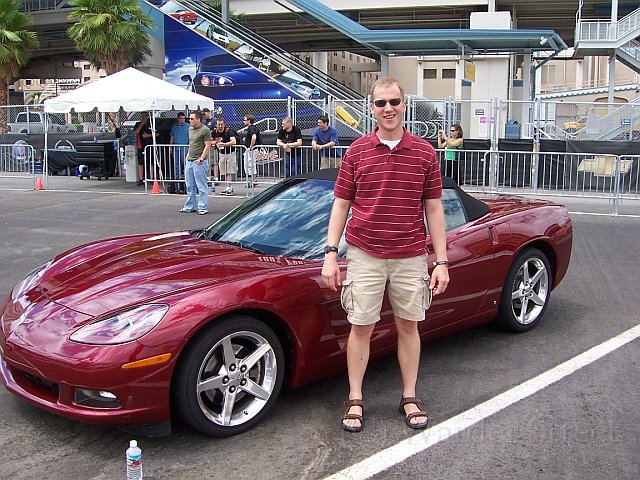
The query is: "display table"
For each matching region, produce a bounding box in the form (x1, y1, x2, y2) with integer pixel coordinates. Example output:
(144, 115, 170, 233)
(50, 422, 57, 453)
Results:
(44, 148, 78, 172)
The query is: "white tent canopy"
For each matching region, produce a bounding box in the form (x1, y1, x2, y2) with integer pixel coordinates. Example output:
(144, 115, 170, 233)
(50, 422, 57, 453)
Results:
(44, 67, 214, 113)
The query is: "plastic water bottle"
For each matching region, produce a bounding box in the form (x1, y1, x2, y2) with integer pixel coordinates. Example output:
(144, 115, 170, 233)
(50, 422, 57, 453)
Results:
(211, 183, 216, 194)
(126, 440, 142, 480)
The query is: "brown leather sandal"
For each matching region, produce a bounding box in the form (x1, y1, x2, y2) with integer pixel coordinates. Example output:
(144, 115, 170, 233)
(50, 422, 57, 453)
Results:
(341, 399, 364, 432)
(398, 396, 429, 429)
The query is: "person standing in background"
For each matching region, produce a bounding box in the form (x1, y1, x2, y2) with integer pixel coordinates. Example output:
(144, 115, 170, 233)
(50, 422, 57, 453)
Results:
(213, 117, 238, 196)
(277, 116, 303, 177)
(322, 78, 449, 433)
(242, 114, 262, 188)
(438, 124, 463, 184)
(201, 107, 219, 182)
(133, 111, 156, 186)
(312, 115, 341, 169)
(180, 111, 212, 215)
(169, 112, 189, 183)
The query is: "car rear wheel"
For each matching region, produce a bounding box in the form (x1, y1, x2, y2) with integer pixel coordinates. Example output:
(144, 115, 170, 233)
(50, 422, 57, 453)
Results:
(172, 315, 285, 437)
(497, 248, 551, 332)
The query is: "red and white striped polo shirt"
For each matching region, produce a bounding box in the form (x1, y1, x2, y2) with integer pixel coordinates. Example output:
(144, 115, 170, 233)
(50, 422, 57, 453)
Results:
(334, 128, 442, 259)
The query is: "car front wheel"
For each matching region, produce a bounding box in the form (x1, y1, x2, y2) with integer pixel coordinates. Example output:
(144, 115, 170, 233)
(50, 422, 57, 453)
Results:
(497, 247, 551, 332)
(172, 315, 285, 437)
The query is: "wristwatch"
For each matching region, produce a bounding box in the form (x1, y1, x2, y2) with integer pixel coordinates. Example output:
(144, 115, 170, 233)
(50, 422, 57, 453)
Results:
(433, 260, 449, 266)
(324, 245, 339, 255)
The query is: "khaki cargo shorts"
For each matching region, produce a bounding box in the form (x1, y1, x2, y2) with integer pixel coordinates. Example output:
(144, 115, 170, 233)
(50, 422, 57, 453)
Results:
(340, 246, 432, 325)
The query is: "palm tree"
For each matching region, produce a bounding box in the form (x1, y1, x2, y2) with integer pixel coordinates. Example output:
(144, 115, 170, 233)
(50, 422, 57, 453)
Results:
(24, 86, 57, 105)
(207, 1, 244, 21)
(0, 0, 39, 132)
(67, 0, 155, 75)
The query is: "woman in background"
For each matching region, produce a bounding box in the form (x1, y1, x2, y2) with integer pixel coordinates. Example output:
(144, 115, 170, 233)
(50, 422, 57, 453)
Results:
(438, 124, 464, 185)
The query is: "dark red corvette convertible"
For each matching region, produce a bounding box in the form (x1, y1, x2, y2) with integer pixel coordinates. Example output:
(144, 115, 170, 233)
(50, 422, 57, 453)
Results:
(0, 170, 572, 437)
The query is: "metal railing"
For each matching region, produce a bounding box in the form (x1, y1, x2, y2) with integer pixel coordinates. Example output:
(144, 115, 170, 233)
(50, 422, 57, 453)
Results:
(134, 142, 640, 214)
(452, 148, 639, 216)
(576, 7, 640, 44)
(0, 142, 38, 187)
(138, 143, 350, 197)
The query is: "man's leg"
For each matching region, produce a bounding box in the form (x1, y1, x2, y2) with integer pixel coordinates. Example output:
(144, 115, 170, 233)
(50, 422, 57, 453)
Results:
(343, 323, 375, 429)
(137, 150, 145, 185)
(284, 152, 291, 177)
(195, 160, 209, 212)
(182, 161, 196, 211)
(294, 153, 301, 175)
(395, 319, 428, 426)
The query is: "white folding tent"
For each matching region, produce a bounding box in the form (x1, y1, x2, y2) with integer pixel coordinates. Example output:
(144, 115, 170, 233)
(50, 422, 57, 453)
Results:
(43, 67, 214, 184)
(44, 67, 214, 113)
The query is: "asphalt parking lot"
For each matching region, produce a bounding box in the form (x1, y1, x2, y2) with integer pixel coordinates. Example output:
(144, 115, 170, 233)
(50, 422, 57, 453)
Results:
(1, 176, 639, 480)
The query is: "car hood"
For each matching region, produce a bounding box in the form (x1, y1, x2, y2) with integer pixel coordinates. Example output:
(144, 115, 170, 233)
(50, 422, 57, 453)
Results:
(34, 231, 306, 317)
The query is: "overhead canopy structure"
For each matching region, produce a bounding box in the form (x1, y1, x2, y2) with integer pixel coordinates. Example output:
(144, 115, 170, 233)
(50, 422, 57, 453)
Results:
(44, 67, 214, 113)
(282, 0, 568, 56)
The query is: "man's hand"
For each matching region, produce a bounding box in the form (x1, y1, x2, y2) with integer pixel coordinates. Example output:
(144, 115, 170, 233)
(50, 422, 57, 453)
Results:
(429, 265, 449, 295)
(321, 255, 342, 292)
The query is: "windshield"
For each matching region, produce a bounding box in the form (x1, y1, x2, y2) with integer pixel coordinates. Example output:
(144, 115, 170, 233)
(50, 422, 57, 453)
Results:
(204, 178, 345, 260)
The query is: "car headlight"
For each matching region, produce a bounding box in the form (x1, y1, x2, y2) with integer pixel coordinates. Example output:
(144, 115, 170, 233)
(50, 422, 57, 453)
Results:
(197, 75, 234, 88)
(11, 260, 52, 299)
(70, 304, 169, 345)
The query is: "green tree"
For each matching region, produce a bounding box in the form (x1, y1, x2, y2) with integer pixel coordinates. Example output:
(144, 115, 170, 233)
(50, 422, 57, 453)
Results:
(67, 0, 154, 75)
(0, 0, 39, 132)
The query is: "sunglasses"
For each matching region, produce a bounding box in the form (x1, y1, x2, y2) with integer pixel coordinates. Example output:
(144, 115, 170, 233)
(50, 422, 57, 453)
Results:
(373, 98, 403, 108)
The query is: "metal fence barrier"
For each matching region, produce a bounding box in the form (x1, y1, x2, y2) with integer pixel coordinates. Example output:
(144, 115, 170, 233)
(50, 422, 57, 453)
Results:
(140, 143, 350, 197)
(138, 142, 639, 214)
(0, 142, 37, 187)
(447, 148, 639, 216)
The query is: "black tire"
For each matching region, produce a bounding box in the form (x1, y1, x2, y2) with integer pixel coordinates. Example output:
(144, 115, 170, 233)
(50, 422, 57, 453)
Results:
(496, 247, 552, 332)
(172, 315, 285, 437)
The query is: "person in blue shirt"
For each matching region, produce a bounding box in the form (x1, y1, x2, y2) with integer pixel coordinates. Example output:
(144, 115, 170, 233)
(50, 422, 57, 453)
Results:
(169, 112, 190, 180)
(312, 115, 341, 169)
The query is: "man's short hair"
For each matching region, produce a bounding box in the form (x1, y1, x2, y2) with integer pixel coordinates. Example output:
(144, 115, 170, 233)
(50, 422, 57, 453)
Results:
(370, 77, 405, 99)
(177, 112, 186, 118)
(317, 115, 329, 124)
(202, 107, 211, 113)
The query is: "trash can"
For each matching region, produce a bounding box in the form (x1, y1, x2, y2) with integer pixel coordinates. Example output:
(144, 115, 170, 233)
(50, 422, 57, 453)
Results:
(124, 145, 138, 182)
(505, 119, 521, 139)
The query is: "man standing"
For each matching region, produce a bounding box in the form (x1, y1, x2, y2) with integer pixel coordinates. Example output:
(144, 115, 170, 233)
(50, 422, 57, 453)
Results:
(312, 115, 341, 169)
(201, 107, 219, 181)
(213, 117, 237, 196)
(242, 114, 262, 188)
(321, 78, 449, 433)
(169, 112, 189, 183)
(133, 111, 156, 186)
(180, 111, 212, 215)
(277, 116, 303, 177)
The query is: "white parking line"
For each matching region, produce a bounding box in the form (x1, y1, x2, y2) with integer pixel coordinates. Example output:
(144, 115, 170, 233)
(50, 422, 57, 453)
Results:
(569, 211, 640, 218)
(323, 323, 640, 480)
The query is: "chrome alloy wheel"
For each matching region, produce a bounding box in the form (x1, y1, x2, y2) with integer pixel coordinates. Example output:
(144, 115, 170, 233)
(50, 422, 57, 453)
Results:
(510, 256, 549, 325)
(196, 330, 279, 427)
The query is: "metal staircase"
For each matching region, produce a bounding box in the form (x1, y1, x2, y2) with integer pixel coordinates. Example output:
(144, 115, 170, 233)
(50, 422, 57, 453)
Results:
(575, 6, 640, 74)
(616, 38, 640, 73)
(147, 0, 363, 101)
(575, 97, 640, 140)
(572, 5, 640, 139)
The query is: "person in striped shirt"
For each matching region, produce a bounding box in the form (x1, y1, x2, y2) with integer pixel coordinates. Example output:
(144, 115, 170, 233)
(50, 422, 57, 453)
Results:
(322, 77, 449, 433)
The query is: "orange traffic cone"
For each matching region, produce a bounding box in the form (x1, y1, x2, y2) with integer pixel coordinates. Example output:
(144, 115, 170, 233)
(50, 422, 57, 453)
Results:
(151, 180, 161, 194)
(35, 176, 44, 191)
